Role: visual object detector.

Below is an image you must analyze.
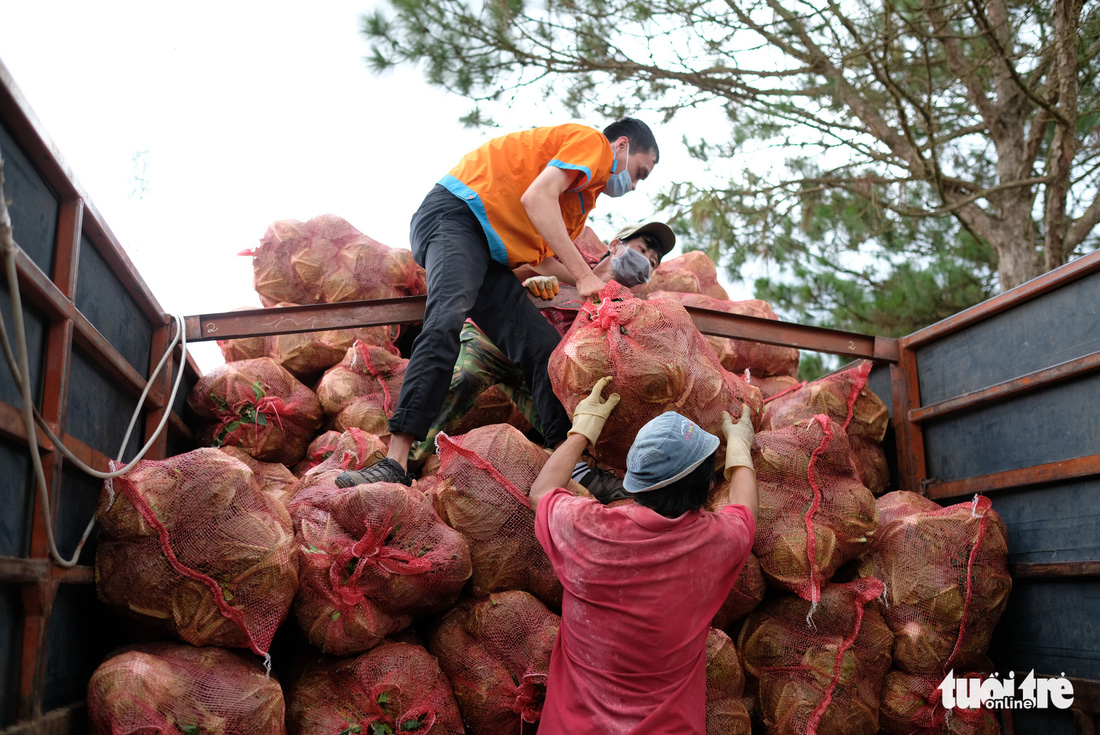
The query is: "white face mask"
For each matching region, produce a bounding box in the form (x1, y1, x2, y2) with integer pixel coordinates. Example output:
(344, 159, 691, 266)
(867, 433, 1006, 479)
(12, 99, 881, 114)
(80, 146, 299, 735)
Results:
(605, 143, 632, 198)
(610, 243, 653, 286)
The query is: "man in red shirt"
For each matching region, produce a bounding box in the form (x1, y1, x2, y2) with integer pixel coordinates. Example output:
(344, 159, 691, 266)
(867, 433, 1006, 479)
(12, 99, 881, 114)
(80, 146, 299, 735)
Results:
(530, 379, 758, 734)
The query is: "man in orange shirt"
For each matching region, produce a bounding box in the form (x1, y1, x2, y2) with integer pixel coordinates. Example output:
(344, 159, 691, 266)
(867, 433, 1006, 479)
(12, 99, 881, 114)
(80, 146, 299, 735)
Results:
(337, 119, 659, 487)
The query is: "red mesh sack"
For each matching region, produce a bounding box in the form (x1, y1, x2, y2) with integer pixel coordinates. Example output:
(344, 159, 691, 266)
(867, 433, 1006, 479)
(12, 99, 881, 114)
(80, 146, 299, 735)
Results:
(95, 449, 298, 657)
(706, 627, 753, 735)
(857, 492, 1012, 675)
(573, 225, 609, 262)
(850, 434, 890, 495)
(219, 445, 298, 507)
(763, 361, 888, 443)
(880, 669, 1001, 735)
(316, 341, 408, 437)
(649, 292, 800, 378)
(763, 360, 890, 494)
(245, 213, 427, 306)
(711, 552, 768, 630)
(739, 578, 894, 735)
(272, 323, 398, 383)
(215, 302, 398, 382)
(289, 479, 472, 655)
(291, 429, 343, 476)
(632, 250, 730, 300)
(450, 384, 533, 437)
(549, 281, 763, 472)
(290, 428, 389, 499)
(433, 424, 587, 608)
(752, 415, 878, 603)
(287, 641, 464, 735)
(188, 357, 323, 464)
(87, 642, 285, 735)
(428, 591, 560, 733)
(216, 307, 272, 364)
(746, 373, 803, 401)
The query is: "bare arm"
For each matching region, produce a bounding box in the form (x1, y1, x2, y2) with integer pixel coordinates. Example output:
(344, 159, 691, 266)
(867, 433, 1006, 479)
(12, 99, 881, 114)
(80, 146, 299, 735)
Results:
(520, 167, 605, 299)
(514, 257, 574, 284)
(530, 434, 588, 513)
(716, 466, 758, 520)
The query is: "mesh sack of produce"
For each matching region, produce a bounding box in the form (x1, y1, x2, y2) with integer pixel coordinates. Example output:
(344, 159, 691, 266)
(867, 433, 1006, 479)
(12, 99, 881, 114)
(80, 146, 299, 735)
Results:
(291, 428, 389, 498)
(763, 361, 887, 442)
(879, 668, 1000, 735)
(188, 356, 323, 464)
(752, 415, 878, 602)
(649, 291, 800, 378)
(272, 322, 399, 383)
(433, 424, 589, 607)
(290, 429, 344, 476)
(286, 641, 465, 735)
(711, 552, 768, 630)
(449, 383, 533, 437)
(857, 492, 1012, 675)
(706, 627, 753, 735)
(216, 307, 272, 363)
(739, 578, 894, 735)
(219, 445, 298, 507)
(290, 479, 472, 655)
(95, 448, 298, 656)
(849, 434, 891, 496)
(549, 281, 763, 472)
(214, 302, 398, 382)
(746, 373, 803, 401)
(631, 250, 730, 300)
(428, 590, 560, 733)
(316, 340, 408, 437)
(244, 213, 426, 306)
(573, 225, 609, 261)
(87, 641, 286, 735)
(763, 361, 890, 494)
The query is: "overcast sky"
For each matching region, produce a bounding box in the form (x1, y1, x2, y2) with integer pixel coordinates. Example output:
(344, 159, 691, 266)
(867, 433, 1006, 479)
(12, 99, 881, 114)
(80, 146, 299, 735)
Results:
(0, 0, 740, 371)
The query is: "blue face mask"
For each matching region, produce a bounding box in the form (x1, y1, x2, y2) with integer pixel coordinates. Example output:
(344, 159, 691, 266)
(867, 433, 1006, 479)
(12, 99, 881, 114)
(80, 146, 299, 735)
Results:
(604, 144, 632, 197)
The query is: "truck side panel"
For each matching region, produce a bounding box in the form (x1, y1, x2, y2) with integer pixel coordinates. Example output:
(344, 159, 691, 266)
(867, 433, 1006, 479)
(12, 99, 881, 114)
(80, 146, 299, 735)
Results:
(903, 260, 1100, 731)
(1, 58, 198, 733)
(914, 271, 1100, 405)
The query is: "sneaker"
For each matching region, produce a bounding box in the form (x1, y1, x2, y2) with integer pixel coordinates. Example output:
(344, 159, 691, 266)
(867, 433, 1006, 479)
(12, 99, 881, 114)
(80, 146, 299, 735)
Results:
(580, 466, 631, 504)
(334, 453, 412, 488)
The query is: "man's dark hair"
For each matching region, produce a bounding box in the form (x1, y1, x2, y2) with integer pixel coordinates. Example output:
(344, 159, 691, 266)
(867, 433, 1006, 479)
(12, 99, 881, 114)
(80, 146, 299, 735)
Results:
(603, 118, 659, 163)
(633, 450, 717, 518)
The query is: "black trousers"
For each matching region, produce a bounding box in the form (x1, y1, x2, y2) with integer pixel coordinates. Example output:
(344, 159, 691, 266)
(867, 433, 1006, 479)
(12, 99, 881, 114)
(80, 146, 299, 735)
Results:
(388, 185, 570, 446)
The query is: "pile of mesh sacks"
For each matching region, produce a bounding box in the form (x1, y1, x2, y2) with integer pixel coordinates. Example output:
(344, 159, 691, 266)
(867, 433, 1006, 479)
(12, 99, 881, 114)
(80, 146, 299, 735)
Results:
(87, 217, 1011, 735)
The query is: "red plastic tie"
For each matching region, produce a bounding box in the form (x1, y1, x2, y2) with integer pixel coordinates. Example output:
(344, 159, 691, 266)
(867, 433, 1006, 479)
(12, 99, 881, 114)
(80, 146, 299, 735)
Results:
(943, 496, 992, 672)
(805, 580, 883, 734)
(841, 361, 872, 432)
(329, 524, 434, 607)
(802, 415, 833, 603)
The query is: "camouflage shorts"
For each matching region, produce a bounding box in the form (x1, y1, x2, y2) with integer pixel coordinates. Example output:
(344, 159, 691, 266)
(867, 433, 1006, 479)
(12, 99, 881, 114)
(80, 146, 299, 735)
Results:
(410, 322, 539, 461)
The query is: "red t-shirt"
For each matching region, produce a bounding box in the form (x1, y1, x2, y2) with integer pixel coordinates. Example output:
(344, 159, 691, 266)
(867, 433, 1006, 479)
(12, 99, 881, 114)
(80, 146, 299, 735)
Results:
(534, 487, 756, 734)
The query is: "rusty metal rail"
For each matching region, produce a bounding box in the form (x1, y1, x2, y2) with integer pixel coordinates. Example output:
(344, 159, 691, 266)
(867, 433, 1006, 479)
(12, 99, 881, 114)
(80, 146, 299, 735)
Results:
(184, 286, 902, 363)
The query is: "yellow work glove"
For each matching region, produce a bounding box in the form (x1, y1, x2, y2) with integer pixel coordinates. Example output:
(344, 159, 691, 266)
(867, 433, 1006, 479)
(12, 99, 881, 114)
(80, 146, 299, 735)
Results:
(721, 403, 755, 480)
(567, 376, 620, 447)
(523, 275, 560, 300)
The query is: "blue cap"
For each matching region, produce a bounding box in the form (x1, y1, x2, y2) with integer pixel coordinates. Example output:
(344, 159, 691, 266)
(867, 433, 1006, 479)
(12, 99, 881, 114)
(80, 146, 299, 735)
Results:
(623, 412, 721, 494)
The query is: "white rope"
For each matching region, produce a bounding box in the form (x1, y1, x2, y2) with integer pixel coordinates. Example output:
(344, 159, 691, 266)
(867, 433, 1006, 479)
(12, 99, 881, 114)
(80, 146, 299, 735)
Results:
(1, 155, 189, 566)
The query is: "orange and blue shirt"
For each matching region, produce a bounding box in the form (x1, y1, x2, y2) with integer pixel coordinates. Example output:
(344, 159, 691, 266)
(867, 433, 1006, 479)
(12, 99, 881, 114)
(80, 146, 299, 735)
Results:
(439, 124, 616, 267)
